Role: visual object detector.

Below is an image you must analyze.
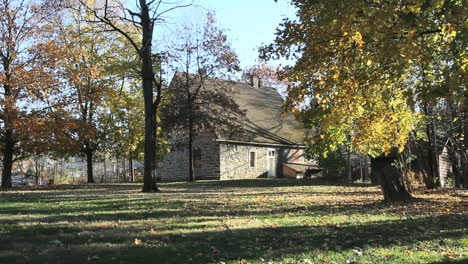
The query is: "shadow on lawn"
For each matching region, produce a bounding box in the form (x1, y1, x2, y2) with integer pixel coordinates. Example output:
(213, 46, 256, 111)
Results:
(173, 178, 374, 189)
(0, 181, 465, 263)
(0, 213, 465, 264)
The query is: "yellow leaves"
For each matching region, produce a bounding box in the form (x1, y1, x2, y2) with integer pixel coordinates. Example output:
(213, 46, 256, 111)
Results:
(366, 59, 373, 66)
(430, 0, 445, 11)
(408, 29, 417, 40)
(134, 238, 142, 245)
(332, 72, 340, 79)
(460, 57, 468, 71)
(351, 32, 365, 48)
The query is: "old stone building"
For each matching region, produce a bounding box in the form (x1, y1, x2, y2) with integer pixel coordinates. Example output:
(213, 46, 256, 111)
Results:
(157, 74, 315, 181)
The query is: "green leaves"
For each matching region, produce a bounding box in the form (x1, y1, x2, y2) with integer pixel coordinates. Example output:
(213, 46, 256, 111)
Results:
(261, 0, 466, 158)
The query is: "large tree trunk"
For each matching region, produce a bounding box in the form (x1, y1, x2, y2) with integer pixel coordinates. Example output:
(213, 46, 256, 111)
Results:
(371, 157, 412, 202)
(1, 67, 14, 188)
(140, 0, 158, 193)
(1, 129, 14, 188)
(380, 164, 412, 202)
(85, 148, 94, 183)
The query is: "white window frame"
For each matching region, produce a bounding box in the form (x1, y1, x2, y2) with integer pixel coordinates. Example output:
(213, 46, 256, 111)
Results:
(268, 149, 276, 157)
(249, 151, 256, 168)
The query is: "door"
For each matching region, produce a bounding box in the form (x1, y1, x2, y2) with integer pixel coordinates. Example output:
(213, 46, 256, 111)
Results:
(267, 149, 277, 178)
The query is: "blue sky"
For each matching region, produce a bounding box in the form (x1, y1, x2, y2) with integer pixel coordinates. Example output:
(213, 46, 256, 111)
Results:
(159, 0, 297, 69)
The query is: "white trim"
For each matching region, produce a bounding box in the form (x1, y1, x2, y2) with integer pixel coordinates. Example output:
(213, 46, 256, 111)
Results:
(249, 151, 256, 168)
(267, 148, 277, 178)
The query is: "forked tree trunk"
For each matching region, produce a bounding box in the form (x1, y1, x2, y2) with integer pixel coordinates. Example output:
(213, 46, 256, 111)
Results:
(380, 164, 412, 202)
(85, 148, 94, 183)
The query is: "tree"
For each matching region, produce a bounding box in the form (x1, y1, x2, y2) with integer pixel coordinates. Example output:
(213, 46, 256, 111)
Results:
(261, 0, 466, 200)
(76, 0, 192, 192)
(161, 12, 243, 182)
(56, 8, 122, 183)
(0, 0, 63, 188)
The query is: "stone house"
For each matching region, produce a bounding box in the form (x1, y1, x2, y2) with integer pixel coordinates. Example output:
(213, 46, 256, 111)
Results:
(157, 74, 315, 181)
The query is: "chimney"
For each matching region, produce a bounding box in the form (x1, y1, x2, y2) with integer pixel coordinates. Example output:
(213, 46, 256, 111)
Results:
(250, 74, 261, 88)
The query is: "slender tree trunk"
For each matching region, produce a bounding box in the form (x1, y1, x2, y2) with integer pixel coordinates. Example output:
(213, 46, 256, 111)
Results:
(35, 158, 40, 185)
(346, 139, 352, 184)
(129, 155, 134, 182)
(448, 147, 461, 188)
(85, 148, 94, 183)
(463, 89, 468, 188)
(103, 156, 107, 182)
(421, 105, 439, 189)
(359, 157, 364, 182)
(140, 0, 158, 192)
(188, 114, 195, 182)
(1, 130, 14, 188)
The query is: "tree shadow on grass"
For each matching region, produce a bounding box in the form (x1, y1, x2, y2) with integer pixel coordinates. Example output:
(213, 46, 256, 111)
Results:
(1, 182, 465, 263)
(0, 213, 465, 264)
(173, 178, 374, 189)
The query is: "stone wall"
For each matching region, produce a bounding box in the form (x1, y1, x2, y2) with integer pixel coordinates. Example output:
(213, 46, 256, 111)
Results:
(219, 143, 315, 180)
(219, 144, 270, 180)
(158, 136, 316, 181)
(158, 135, 220, 181)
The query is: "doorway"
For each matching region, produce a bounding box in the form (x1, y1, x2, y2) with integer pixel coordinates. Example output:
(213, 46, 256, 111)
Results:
(267, 149, 277, 178)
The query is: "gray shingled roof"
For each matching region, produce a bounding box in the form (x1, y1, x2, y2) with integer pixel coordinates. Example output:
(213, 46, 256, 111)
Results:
(169, 73, 308, 145)
(208, 78, 307, 145)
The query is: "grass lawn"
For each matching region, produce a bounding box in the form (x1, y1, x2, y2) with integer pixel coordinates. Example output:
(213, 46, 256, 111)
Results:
(0, 179, 467, 264)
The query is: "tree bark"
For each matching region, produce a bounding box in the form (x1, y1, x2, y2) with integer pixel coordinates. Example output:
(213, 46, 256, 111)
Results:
(140, 0, 158, 192)
(188, 114, 195, 182)
(346, 139, 352, 184)
(129, 155, 134, 182)
(85, 148, 94, 183)
(35, 158, 40, 185)
(421, 104, 439, 189)
(1, 129, 14, 188)
(463, 89, 468, 188)
(1, 65, 14, 188)
(380, 164, 412, 202)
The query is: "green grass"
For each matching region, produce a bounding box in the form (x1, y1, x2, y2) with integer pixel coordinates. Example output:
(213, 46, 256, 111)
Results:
(0, 179, 466, 264)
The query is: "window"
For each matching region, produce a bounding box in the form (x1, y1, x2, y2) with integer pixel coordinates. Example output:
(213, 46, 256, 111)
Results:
(249, 151, 256, 167)
(268, 150, 276, 157)
(193, 148, 202, 168)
